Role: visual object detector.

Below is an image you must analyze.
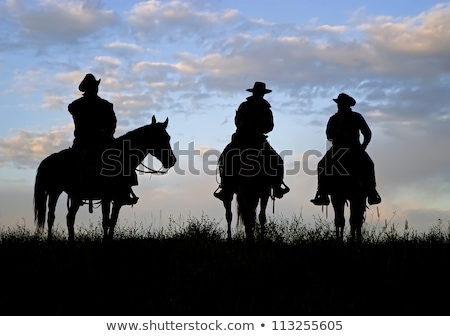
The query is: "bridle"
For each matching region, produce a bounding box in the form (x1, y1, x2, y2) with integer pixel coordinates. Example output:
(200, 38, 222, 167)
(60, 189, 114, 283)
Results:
(135, 161, 169, 175)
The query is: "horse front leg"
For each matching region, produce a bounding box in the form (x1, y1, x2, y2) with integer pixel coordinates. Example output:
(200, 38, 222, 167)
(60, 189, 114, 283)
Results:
(243, 210, 256, 244)
(242, 203, 258, 244)
(66, 199, 80, 242)
(350, 197, 366, 243)
(102, 201, 111, 240)
(107, 202, 122, 240)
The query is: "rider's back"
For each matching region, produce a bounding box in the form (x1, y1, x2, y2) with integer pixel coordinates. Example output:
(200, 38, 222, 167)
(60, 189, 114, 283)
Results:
(68, 95, 116, 146)
(326, 111, 369, 150)
(234, 96, 274, 146)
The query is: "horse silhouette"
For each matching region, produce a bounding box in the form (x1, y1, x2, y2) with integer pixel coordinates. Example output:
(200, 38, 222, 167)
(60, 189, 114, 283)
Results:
(326, 148, 367, 242)
(219, 147, 273, 243)
(34, 116, 176, 241)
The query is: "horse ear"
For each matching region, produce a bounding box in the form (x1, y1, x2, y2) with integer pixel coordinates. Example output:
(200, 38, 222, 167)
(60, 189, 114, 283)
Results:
(152, 115, 156, 125)
(163, 117, 168, 128)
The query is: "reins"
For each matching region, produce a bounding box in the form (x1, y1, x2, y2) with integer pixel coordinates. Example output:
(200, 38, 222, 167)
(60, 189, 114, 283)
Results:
(135, 162, 169, 175)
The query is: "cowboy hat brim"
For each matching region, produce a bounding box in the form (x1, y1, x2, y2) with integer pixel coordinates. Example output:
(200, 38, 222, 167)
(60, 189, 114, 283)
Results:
(333, 95, 356, 106)
(246, 88, 272, 93)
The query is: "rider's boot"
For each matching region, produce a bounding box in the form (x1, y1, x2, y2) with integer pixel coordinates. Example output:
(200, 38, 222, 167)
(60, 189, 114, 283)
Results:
(367, 188, 381, 205)
(119, 187, 139, 205)
(214, 185, 233, 201)
(310, 189, 330, 206)
(273, 181, 290, 199)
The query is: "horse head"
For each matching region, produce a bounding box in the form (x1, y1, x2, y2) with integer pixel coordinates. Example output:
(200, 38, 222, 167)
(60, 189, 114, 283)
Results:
(148, 115, 177, 170)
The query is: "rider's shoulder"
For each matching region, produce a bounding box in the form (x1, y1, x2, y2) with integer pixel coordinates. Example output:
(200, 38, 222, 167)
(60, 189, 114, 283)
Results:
(262, 98, 271, 108)
(68, 97, 85, 112)
(351, 111, 366, 121)
(94, 96, 114, 109)
(247, 96, 271, 107)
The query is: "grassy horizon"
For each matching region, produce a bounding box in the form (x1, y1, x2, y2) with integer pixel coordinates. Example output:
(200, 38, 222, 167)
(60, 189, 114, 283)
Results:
(1, 215, 449, 316)
(1, 213, 449, 244)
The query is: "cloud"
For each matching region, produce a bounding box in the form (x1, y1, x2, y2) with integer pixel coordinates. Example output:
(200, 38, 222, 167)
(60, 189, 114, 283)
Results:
(359, 4, 450, 54)
(0, 126, 73, 169)
(128, 0, 240, 42)
(7, 0, 118, 45)
(105, 41, 145, 55)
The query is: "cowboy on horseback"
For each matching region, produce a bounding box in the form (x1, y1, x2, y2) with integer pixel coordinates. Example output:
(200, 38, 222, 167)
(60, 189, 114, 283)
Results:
(214, 81, 290, 201)
(68, 73, 138, 205)
(311, 93, 381, 206)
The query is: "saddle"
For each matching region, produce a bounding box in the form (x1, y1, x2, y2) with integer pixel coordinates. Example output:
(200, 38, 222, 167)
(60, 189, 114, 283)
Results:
(71, 145, 138, 209)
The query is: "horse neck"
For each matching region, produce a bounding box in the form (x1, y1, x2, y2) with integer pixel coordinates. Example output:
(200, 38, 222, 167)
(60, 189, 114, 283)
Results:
(117, 126, 154, 164)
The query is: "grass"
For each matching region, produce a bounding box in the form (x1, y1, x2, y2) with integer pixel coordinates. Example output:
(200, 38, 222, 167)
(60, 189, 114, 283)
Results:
(0, 215, 449, 316)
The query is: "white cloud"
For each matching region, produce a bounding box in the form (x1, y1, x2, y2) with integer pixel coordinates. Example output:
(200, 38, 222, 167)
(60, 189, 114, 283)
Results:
(7, 0, 118, 45)
(128, 0, 240, 41)
(105, 41, 145, 55)
(95, 56, 122, 68)
(0, 125, 73, 169)
(360, 4, 450, 53)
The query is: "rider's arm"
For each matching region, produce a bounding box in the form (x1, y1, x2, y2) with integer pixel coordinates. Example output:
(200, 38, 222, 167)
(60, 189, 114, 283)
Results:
(261, 107, 274, 134)
(234, 102, 245, 128)
(326, 116, 334, 141)
(110, 104, 117, 136)
(358, 114, 372, 150)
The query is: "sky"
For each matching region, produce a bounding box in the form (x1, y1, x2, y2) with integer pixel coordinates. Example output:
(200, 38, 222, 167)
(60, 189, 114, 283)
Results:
(1, 0, 449, 235)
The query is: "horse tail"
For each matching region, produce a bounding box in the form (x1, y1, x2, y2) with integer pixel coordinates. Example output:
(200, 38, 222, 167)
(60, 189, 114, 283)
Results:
(34, 163, 48, 230)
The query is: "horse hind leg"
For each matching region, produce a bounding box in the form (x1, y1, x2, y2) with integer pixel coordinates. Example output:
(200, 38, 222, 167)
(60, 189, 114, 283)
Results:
(240, 206, 256, 244)
(258, 195, 269, 241)
(46, 192, 61, 241)
(332, 196, 345, 242)
(223, 198, 233, 242)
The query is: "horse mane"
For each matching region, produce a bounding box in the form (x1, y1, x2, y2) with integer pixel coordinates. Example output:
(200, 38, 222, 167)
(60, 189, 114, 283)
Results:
(116, 124, 152, 143)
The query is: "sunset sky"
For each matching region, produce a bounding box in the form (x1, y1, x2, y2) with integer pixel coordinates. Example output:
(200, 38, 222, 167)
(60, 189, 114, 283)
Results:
(1, 0, 449, 235)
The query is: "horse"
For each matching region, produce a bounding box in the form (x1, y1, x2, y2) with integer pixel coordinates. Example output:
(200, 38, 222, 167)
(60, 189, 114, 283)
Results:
(219, 146, 273, 243)
(326, 148, 367, 242)
(34, 116, 176, 241)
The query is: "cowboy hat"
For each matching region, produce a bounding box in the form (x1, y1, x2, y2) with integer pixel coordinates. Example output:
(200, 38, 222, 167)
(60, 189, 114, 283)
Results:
(78, 73, 101, 92)
(246, 81, 272, 94)
(333, 93, 356, 107)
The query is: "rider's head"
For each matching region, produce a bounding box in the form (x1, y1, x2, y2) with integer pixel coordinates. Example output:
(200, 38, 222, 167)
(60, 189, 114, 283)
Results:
(246, 82, 272, 98)
(79, 73, 100, 96)
(333, 93, 356, 110)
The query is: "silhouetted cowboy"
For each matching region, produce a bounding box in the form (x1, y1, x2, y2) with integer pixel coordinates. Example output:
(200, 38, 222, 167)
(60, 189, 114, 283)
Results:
(214, 82, 290, 201)
(311, 93, 381, 206)
(68, 73, 138, 205)
(69, 74, 116, 149)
